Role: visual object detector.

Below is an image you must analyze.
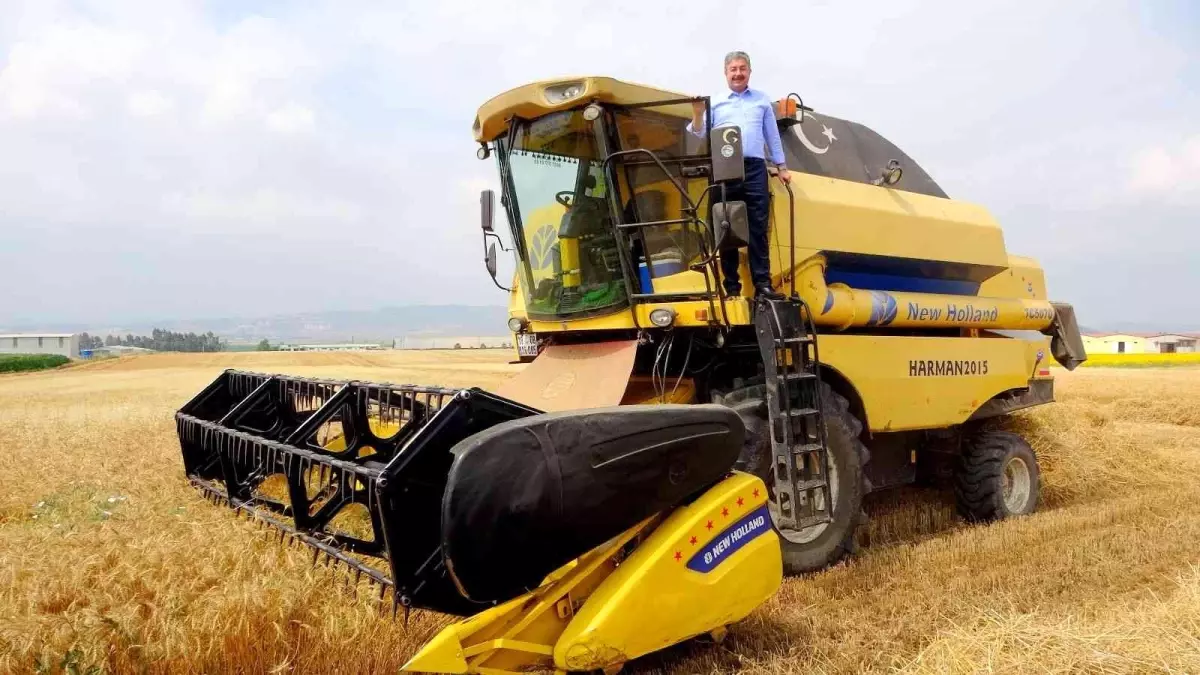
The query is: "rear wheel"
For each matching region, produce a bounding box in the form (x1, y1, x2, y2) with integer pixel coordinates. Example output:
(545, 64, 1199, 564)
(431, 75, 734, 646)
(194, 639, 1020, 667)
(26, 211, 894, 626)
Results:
(713, 380, 868, 575)
(955, 430, 1040, 521)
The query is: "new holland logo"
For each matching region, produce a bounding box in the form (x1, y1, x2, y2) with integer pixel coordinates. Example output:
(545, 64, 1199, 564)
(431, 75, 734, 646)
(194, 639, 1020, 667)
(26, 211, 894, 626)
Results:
(687, 504, 771, 573)
(529, 224, 557, 270)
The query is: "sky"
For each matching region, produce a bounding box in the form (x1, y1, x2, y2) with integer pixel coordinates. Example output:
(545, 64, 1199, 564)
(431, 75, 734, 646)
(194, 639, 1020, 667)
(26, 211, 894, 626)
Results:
(0, 0, 1197, 330)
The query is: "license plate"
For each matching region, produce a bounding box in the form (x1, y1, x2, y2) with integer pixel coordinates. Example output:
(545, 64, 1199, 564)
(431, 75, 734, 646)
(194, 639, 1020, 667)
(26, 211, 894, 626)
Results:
(517, 333, 539, 357)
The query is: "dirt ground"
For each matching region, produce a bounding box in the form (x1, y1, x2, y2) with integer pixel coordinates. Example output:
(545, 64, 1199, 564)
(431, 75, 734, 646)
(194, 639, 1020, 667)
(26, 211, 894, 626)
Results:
(2, 351, 1198, 674)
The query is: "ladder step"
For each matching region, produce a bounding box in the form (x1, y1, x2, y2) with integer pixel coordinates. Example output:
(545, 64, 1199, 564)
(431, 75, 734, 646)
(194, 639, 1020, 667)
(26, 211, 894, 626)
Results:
(779, 336, 813, 344)
(794, 442, 824, 453)
(778, 371, 816, 382)
(793, 512, 833, 529)
(786, 408, 819, 417)
(793, 478, 831, 491)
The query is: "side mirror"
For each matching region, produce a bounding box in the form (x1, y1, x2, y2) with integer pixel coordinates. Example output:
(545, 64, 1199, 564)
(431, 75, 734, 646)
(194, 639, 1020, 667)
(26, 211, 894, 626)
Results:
(481, 189, 495, 232)
(711, 200, 750, 250)
(486, 240, 498, 278)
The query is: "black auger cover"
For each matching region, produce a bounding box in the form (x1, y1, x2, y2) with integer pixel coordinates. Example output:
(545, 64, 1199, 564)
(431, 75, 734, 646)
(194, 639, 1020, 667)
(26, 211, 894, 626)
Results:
(440, 403, 745, 603)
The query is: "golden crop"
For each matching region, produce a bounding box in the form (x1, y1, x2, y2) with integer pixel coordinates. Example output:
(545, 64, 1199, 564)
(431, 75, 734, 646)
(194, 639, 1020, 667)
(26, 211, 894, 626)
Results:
(1080, 352, 1200, 367)
(1, 352, 1198, 674)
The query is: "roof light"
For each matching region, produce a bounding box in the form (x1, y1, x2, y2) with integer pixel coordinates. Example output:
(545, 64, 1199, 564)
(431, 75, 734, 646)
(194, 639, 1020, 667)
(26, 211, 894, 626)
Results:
(544, 81, 585, 104)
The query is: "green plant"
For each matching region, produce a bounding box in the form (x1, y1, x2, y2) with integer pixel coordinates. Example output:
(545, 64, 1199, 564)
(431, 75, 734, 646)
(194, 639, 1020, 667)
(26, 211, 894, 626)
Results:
(0, 354, 70, 373)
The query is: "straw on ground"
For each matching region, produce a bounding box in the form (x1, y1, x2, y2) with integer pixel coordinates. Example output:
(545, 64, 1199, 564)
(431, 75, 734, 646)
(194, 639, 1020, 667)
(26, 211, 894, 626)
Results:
(1, 352, 1198, 674)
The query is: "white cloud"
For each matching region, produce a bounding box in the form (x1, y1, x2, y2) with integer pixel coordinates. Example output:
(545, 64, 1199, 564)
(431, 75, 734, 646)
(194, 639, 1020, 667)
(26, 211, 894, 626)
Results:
(127, 89, 172, 116)
(1128, 135, 1200, 202)
(0, 0, 1196, 329)
(161, 188, 362, 230)
(266, 102, 315, 134)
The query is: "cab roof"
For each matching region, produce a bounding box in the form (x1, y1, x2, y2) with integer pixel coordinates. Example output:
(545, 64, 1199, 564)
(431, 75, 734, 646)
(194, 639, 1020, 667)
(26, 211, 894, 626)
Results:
(473, 76, 691, 143)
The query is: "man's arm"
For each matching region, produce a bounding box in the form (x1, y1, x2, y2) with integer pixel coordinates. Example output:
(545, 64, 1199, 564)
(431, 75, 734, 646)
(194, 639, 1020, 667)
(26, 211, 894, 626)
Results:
(761, 96, 788, 169)
(685, 100, 706, 138)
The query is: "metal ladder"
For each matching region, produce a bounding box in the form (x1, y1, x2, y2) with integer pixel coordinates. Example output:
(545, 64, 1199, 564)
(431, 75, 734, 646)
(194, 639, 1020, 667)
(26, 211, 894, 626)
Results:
(753, 296, 834, 531)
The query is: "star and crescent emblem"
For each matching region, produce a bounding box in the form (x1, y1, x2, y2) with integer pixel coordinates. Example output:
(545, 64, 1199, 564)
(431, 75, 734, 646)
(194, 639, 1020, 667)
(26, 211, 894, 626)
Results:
(793, 111, 838, 155)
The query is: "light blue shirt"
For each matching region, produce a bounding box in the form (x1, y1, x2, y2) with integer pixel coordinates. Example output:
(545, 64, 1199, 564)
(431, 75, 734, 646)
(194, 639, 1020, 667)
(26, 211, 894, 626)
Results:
(687, 87, 787, 167)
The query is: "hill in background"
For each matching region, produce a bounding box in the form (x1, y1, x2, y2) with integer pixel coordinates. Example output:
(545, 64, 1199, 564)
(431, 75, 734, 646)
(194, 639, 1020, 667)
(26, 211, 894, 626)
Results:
(2, 305, 510, 345)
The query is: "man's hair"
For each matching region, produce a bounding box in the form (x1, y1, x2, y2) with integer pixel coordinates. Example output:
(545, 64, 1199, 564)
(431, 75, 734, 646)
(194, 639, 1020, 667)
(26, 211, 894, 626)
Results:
(724, 51, 751, 69)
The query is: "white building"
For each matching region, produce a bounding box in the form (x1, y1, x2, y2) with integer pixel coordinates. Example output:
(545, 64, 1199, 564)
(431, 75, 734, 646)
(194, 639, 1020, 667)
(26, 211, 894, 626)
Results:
(1081, 332, 1199, 354)
(393, 336, 512, 350)
(1147, 334, 1198, 354)
(278, 343, 385, 352)
(0, 333, 80, 359)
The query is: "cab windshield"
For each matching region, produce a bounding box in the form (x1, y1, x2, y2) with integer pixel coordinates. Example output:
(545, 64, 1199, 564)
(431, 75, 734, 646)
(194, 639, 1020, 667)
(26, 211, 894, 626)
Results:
(497, 110, 626, 320)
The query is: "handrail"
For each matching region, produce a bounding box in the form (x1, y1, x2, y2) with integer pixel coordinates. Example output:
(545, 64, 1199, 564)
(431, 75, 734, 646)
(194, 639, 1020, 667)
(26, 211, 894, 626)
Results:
(601, 147, 730, 328)
(781, 176, 797, 298)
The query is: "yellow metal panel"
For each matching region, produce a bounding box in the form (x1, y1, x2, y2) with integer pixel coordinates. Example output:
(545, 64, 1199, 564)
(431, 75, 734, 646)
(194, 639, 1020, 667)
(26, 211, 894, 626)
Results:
(400, 517, 658, 674)
(766, 172, 1010, 277)
(819, 333, 1050, 432)
(462, 640, 553, 658)
(525, 298, 751, 333)
(978, 255, 1048, 300)
(554, 473, 781, 672)
(475, 76, 691, 143)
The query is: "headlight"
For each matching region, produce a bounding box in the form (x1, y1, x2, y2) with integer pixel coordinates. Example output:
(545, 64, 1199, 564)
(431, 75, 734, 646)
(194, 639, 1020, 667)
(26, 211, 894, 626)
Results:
(649, 308, 676, 327)
(544, 81, 585, 104)
(508, 317, 526, 333)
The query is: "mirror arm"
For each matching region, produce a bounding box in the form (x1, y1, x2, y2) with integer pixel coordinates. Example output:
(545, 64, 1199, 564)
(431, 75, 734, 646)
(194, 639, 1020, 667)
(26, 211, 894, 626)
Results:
(482, 238, 511, 292)
(485, 231, 511, 253)
(486, 272, 511, 293)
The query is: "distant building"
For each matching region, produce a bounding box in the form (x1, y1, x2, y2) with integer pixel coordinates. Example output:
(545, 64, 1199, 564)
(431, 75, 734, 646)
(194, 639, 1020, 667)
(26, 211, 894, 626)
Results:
(392, 336, 512, 350)
(1081, 332, 1199, 354)
(83, 345, 155, 358)
(278, 343, 385, 352)
(0, 333, 80, 359)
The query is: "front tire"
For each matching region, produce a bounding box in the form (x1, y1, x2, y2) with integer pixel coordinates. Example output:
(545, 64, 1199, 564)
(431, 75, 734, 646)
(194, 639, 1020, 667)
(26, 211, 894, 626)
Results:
(713, 380, 868, 575)
(955, 430, 1041, 522)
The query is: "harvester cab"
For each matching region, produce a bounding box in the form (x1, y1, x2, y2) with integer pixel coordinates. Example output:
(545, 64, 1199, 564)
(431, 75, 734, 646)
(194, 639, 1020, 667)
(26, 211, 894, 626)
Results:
(175, 75, 1089, 674)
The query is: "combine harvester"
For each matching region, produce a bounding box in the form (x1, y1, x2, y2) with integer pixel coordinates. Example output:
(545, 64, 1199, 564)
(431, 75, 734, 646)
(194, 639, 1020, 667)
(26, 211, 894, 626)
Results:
(175, 76, 1087, 673)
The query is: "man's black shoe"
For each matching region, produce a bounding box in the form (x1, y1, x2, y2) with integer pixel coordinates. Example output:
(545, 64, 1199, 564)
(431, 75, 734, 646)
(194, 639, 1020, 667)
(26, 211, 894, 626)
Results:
(723, 285, 742, 297)
(755, 284, 784, 300)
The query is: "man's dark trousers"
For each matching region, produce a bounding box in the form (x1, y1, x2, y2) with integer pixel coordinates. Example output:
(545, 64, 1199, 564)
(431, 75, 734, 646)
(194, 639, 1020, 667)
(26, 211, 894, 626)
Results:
(718, 157, 771, 294)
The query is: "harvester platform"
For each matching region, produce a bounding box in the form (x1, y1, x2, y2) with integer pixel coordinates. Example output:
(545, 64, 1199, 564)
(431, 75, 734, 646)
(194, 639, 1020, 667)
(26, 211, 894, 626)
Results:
(176, 368, 781, 673)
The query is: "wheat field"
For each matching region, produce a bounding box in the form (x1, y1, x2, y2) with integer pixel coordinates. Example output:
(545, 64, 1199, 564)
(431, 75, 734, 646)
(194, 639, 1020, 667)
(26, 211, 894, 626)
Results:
(1, 351, 1198, 674)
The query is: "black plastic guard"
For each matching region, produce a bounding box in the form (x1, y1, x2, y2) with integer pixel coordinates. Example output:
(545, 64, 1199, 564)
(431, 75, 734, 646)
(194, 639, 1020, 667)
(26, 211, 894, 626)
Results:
(1048, 301, 1088, 370)
(440, 403, 745, 604)
(175, 370, 540, 617)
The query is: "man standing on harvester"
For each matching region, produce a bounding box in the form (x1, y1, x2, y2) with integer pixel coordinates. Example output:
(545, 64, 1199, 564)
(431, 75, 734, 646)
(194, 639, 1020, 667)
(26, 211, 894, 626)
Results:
(688, 50, 790, 301)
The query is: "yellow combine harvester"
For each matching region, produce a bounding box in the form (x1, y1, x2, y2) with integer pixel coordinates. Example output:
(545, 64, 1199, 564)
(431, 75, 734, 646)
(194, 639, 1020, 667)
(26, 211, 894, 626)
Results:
(174, 76, 1087, 674)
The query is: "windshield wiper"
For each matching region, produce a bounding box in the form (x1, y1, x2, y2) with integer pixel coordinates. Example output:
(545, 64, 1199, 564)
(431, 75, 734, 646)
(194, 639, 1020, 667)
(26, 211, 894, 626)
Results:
(497, 118, 531, 262)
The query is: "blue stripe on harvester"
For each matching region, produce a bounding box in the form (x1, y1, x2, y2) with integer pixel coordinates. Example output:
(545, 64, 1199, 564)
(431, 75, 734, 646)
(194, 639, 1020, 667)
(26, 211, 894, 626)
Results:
(821, 250, 1000, 297)
(825, 269, 980, 296)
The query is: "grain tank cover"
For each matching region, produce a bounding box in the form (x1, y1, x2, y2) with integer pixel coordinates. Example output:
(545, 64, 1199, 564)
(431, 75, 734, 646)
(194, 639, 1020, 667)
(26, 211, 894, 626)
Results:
(778, 110, 949, 199)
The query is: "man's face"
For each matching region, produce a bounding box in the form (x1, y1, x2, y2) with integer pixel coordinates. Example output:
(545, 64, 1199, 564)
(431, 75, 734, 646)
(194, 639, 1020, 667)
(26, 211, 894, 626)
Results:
(725, 58, 750, 92)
